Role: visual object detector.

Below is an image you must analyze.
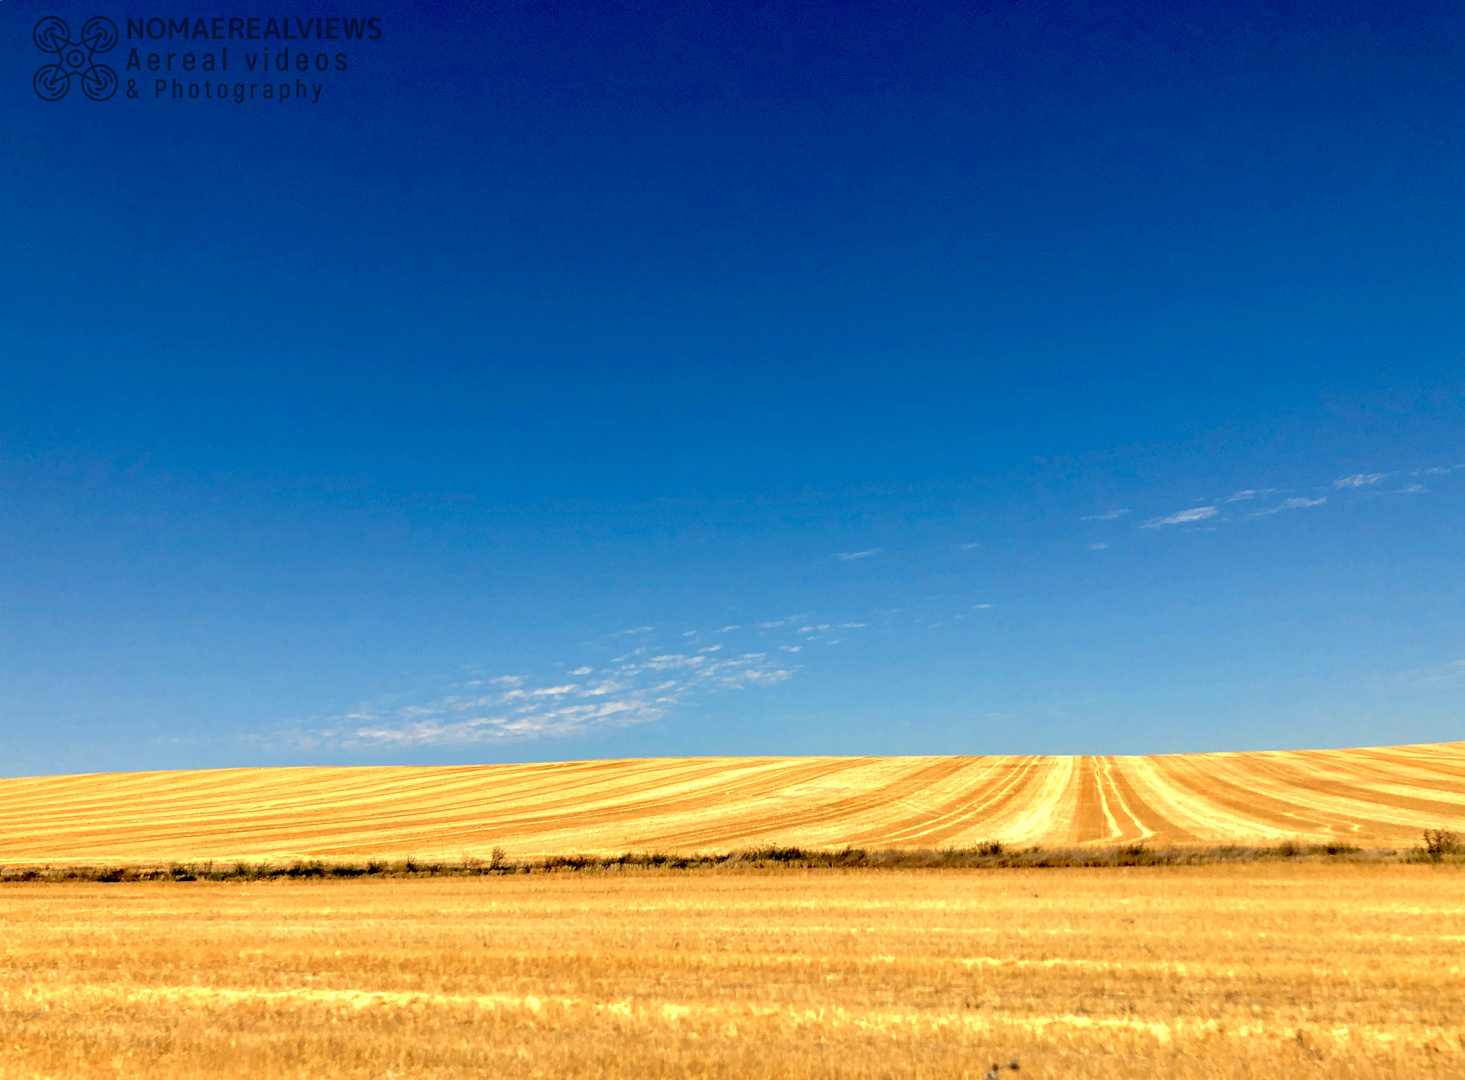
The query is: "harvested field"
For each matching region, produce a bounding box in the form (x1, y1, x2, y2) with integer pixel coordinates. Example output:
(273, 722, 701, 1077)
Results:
(1, 866, 1461, 1078)
(1, 743, 1463, 864)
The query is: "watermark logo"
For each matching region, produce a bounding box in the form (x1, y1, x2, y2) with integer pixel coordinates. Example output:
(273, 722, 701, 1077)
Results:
(34, 16, 119, 101)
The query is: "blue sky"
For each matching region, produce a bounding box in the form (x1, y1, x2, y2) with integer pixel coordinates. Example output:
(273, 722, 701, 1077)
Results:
(2, 0, 1463, 777)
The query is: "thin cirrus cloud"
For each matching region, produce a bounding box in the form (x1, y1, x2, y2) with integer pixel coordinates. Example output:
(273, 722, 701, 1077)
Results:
(1333, 473, 1387, 489)
(1253, 496, 1326, 516)
(301, 650, 791, 749)
(834, 548, 884, 560)
(1141, 505, 1218, 528)
(278, 619, 868, 750)
(1141, 492, 1328, 530)
(1101, 463, 1455, 540)
(1081, 509, 1130, 521)
(1222, 489, 1277, 502)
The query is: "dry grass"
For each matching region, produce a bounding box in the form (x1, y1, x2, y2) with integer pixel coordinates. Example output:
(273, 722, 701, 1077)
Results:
(1, 864, 1461, 1078)
(3, 742, 1464, 864)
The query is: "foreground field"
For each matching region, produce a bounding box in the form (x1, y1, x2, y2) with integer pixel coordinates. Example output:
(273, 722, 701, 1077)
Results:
(2, 742, 1464, 863)
(1, 865, 1461, 1079)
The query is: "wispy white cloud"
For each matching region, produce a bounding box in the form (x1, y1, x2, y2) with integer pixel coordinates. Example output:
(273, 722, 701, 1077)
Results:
(1142, 505, 1218, 528)
(1110, 462, 1458, 540)
(277, 615, 873, 750)
(973, 603, 992, 609)
(835, 548, 884, 560)
(309, 647, 794, 750)
(1081, 509, 1130, 521)
(759, 614, 810, 629)
(959, 541, 983, 549)
(1254, 496, 1327, 516)
(1088, 542, 1108, 550)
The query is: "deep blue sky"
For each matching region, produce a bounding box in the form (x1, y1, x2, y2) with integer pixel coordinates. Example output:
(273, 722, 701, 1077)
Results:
(2, 0, 1463, 777)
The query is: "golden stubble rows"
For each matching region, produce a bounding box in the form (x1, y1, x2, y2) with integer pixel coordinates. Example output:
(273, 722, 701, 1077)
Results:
(2, 743, 1464, 863)
(1, 865, 1461, 1078)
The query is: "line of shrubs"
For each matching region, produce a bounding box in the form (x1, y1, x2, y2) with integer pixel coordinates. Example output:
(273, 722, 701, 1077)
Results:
(3, 832, 1457, 882)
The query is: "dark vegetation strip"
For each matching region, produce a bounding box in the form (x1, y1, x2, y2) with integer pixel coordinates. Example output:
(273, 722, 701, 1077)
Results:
(2, 832, 1461, 882)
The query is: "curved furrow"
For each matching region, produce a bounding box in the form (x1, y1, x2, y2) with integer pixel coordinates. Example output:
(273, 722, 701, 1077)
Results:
(832, 757, 1021, 847)
(1293, 747, 1465, 805)
(855, 756, 1050, 847)
(1244, 754, 1465, 824)
(640, 757, 986, 851)
(399, 757, 904, 855)
(522, 757, 894, 852)
(1203, 752, 1465, 837)
(1117, 756, 1298, 842)
(1345, 743, 1465, 785)
(314, 758, 858, 855)
(871, 757, 1051, 847)
(1144, 753, 1368, 839)
(839, 757, 1002, 846)
(1105, 758, 1194, 842)
(977, 756, 1082, 844)
(1093, 758, 1158, 843)
(608, 757, 940, 850)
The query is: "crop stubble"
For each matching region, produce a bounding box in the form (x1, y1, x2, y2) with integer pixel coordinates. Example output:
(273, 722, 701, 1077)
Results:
(1, 865, 1461, 1079)
(2, 743, 1463, 864)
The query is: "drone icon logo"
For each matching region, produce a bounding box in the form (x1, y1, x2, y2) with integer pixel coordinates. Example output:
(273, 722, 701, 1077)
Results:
(34, 16, 119, 101)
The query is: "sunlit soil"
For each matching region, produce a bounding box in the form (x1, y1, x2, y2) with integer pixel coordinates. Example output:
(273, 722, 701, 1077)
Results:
(1, 864, 1461, 1078)
(2, 743, 1463, 863)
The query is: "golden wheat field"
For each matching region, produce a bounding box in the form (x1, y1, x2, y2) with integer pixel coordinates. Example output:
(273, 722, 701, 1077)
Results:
(1, 865, 1462, 1079)
(1, 743, 1463, 864)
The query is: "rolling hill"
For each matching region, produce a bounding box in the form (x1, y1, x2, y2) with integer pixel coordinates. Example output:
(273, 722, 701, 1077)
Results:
(1, 742, 1462, 863)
